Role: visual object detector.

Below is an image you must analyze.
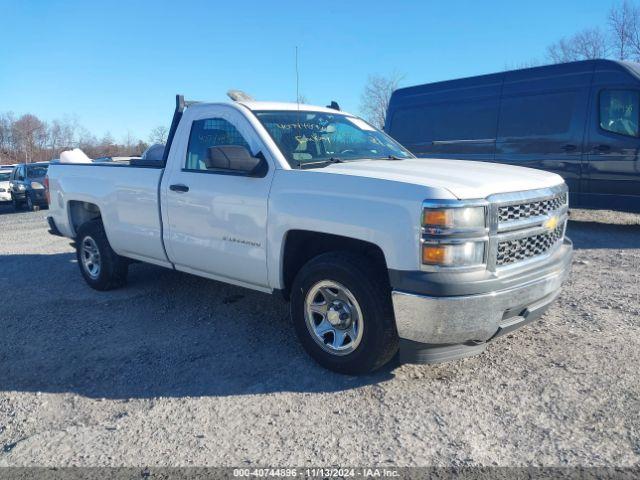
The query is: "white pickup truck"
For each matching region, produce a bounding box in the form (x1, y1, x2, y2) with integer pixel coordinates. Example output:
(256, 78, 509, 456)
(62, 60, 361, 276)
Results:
(46, 95, 573, 374)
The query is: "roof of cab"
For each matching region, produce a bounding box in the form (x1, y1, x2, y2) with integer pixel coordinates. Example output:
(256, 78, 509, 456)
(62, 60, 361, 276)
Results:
(186, 100, 351, 116)
(238, 101, 349, 115)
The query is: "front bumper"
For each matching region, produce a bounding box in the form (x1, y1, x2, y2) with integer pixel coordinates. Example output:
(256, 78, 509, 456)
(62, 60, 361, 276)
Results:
(0, 191, 10, 202)
(392, 239, 573, 363)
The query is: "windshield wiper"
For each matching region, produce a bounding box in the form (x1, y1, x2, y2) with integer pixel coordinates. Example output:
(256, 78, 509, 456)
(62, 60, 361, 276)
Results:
(296, 157, 344, 169)
(385, 155, 405, 160)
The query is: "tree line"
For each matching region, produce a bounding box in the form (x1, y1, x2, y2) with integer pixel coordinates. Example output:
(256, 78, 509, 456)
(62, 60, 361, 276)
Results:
(0, 113, 168, 166)
(546, 0, 640, 63)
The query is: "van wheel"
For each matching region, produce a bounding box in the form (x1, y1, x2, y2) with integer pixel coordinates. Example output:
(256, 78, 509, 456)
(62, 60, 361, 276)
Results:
(290, 252, 399, 374)
(76, 220, 128, 290)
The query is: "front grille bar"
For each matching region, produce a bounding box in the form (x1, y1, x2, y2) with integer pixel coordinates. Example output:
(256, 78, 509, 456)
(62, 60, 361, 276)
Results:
(486, 184, 569, 272)
(497, 223, 565, 266)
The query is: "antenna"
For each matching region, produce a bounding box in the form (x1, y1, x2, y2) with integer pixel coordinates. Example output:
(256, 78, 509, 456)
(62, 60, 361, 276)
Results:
(295, 46, 302, 108)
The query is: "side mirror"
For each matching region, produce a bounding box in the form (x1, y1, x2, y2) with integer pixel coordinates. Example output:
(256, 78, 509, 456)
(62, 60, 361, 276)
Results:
(205, 145, 268, 177)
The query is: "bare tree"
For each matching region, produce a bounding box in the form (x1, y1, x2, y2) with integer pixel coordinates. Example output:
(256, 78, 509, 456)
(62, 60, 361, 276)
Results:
(547, 28, 609, 63)
(609, 0, 638, 60)
(48, 119, 76, 159)
(134, 140, 149, 156)
(573, 28, 610, 59)
(149, 125, 168, 144)
(360, 72, 404, 129)
(98, 132, 119, 157)
(122, 130, 135, 154)
(504, 59, 544, 71)
(0, 111, 149, 162)
(12, 114, 47, 163)
(0, 112, 15, 160)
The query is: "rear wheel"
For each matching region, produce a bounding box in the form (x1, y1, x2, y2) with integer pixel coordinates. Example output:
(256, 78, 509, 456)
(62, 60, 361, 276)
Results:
(290, 252, 399, 374)
(76, 220, 128, 290)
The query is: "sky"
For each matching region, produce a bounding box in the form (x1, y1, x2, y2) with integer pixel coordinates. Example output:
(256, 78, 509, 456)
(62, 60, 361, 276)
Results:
(0, 0, 613, 141)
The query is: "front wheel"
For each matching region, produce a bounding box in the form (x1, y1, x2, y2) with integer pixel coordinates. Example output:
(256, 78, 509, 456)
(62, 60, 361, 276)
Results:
(75, 220, 128, 290)
(12, 195, 22, 211)
(290, 252, 399, 374)
(26, 193, 36, 211)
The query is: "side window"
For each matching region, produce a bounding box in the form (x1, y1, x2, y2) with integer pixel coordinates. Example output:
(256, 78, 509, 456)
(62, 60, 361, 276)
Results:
(599, 89, 639, 137)
(390, 99, 498, 144)
(498, 91, 577, 138)
(16, 166, 24, 181)
(185, 118, 251, 171)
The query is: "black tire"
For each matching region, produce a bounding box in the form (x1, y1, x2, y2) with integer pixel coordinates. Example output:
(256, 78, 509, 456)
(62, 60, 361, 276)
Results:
(290, 251, 399, 374)
(26, 193, 36, 211)
(12, 195, 22, 211)
(75, 219, 128, 290)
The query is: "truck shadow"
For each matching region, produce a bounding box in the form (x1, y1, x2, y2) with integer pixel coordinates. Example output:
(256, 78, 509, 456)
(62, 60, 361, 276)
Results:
(0, 252, 394, 399)
(567, 219, 640, 249)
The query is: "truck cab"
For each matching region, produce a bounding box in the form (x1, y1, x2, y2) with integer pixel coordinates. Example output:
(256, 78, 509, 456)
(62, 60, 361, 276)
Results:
(45, 96, 573, 374)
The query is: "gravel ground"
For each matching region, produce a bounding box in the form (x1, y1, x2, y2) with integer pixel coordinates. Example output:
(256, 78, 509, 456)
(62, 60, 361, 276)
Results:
(0, 203, 639, 467)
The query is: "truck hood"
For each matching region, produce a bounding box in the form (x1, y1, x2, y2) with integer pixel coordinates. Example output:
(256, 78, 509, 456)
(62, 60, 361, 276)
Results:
(320, 158, 564, 199)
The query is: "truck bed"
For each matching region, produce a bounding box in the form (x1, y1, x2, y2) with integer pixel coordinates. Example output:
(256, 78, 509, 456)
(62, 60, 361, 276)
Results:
(47, 163, 171, 267)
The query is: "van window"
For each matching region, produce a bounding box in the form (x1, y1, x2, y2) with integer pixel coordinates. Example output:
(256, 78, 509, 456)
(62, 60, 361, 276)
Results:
(390, 99, 498, 144)
(498, 91, 576, 138)
(185, 118, 251, 171)
(599, 89, 639, 137)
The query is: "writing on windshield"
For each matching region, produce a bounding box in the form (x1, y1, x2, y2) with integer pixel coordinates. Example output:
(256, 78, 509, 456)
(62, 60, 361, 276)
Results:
(254, 111, 413, 167)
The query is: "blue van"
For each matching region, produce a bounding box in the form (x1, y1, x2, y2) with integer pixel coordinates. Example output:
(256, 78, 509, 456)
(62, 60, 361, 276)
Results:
(386, 60, 640, 212)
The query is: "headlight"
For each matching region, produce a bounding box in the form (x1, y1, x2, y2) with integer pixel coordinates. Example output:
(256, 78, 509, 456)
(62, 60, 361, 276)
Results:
(421, 203, 487, 269)
(31, 181, 44, 189)
(422, 241, 485, 267)
(17, 184, 25, 190)
(422, 206, 485, 233)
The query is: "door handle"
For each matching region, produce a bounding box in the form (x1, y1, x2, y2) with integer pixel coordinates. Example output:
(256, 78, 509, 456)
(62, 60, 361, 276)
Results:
(169, 184, 189, 193)
(561, 144, 577, 152)
(593, 144, 611, 152)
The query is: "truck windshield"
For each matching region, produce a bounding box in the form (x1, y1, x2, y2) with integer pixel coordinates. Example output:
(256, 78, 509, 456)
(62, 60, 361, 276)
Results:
(253, 110, 414, 167)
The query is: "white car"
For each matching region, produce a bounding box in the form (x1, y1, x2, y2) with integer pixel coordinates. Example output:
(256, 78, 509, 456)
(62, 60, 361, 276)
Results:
(0, 168, 13, 202)
(45, 96, 573, 374)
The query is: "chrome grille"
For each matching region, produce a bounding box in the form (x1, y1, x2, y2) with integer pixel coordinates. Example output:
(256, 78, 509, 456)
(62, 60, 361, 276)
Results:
(496, 223, 565, 266)
(498, 192, 567, 223)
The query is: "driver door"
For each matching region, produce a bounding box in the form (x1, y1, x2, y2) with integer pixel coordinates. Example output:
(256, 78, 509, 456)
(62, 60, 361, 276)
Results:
(161, 106, 275, 291)
(585, 86, 640, 207)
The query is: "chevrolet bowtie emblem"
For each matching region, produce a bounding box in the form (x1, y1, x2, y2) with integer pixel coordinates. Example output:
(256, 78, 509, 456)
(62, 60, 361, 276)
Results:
(543, 215, 559, 231)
